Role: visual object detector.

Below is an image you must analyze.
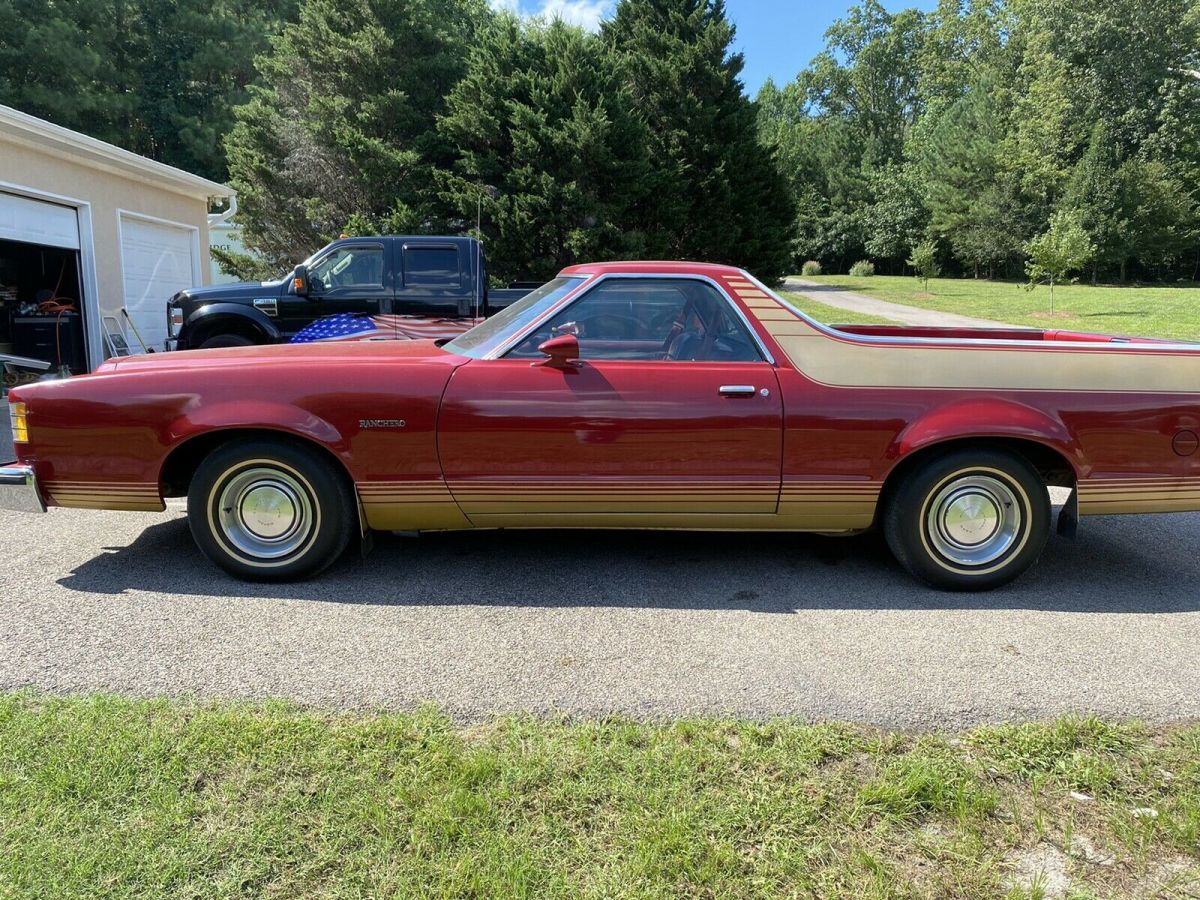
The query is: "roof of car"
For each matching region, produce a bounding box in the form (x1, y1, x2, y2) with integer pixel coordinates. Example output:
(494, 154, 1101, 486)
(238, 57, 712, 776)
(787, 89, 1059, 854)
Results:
(558, 261, 750, 278)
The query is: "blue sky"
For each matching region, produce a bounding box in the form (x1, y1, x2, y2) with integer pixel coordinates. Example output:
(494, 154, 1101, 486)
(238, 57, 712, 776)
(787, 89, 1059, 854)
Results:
(489, 0, 938, 95)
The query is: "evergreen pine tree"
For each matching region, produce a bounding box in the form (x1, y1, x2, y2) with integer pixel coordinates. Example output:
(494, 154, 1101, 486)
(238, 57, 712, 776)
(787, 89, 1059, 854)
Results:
(604, 0, 795, 283)
(0, 0, 294, 181)
(438, 16, 653, 282)
(224, 0, 489, 268)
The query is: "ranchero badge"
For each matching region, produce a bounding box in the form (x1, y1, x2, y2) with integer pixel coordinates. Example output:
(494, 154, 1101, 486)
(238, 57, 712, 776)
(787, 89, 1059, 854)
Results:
(359, 419, 406, 430)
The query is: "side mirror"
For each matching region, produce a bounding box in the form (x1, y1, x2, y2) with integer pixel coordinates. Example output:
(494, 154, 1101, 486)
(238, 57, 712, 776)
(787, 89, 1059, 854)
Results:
(292, 264, 312, 299)
(535, 334, 580, 369)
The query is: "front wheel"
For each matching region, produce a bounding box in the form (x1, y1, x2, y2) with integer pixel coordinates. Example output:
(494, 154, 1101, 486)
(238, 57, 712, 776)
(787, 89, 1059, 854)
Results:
(883, 449, 1050, 591)
(187, 439, 355, 581)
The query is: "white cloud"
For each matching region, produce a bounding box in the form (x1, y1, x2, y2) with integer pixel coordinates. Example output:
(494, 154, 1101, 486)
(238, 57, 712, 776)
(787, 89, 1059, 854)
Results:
(536, 0, 612, 31)
(490, 0, 614, 33)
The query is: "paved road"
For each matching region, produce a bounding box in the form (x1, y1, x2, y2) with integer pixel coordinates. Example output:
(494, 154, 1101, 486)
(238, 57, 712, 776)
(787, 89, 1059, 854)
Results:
(3, 406, 1200, 728)
(784, 277, 1014, 328)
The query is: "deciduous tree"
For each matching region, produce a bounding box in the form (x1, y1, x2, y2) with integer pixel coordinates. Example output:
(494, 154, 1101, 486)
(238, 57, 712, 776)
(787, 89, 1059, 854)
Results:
(1025, 210, 1094, 312)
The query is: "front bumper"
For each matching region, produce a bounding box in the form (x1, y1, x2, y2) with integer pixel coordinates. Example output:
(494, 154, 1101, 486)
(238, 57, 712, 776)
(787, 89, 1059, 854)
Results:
(0, 464, 46, 513)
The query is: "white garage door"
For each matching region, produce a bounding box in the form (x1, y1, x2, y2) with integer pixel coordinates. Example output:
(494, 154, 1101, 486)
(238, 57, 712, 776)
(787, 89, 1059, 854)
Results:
(0, 192, 80, 249)
(120, 215, 199, 351)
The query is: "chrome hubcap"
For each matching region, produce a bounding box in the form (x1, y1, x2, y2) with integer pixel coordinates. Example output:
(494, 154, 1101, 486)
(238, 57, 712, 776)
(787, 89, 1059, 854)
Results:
(926, 475, 1022, 567)
(217, 467, 314, 560)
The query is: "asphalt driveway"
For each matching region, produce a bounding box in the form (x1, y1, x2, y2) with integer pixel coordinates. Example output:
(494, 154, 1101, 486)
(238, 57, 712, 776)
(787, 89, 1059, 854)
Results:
(2, 404, 1199, 728)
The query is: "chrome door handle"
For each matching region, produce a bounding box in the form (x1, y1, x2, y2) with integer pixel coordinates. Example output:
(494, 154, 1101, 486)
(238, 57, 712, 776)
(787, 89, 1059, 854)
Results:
(719, 385, 756, 397)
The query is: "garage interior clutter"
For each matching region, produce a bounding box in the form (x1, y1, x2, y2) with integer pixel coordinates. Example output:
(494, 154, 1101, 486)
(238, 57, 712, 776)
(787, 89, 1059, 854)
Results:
(0, 238, 86, 382)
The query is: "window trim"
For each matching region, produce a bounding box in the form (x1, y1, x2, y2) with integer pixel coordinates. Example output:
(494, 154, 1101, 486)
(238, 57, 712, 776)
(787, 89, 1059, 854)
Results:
(490, 273, 775, 365)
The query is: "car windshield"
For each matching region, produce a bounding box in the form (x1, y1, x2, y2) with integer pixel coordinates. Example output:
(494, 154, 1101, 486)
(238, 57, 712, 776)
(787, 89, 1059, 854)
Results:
(444, 276, 585, 358)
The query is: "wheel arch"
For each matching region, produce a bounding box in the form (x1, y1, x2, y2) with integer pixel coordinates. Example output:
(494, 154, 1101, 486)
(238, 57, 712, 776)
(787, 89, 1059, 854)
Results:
(182, 305, 280, 348)
(878, 435, 1078, 525)
(159, 427, 356, 500)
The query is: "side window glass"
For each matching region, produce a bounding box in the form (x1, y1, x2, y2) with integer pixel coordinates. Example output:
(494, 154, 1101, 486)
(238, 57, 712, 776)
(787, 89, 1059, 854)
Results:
(509, 278, 761, 362)
(309, 246, 383, 290)
(403, 246, 459, 287)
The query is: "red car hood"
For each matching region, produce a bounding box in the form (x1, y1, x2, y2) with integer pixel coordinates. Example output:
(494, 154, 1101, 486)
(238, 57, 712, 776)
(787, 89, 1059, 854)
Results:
(97, 338, 458, 375)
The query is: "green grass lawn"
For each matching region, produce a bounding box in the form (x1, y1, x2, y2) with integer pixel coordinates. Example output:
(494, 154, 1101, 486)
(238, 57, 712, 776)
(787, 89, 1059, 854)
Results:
(799, 275, 1200, 340)
(1, 694, 1197, 898)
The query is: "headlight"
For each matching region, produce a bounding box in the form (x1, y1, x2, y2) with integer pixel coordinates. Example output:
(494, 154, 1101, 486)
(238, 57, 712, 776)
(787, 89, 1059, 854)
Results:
(9, 402, 29, 444)
(168, 306, 184, 337)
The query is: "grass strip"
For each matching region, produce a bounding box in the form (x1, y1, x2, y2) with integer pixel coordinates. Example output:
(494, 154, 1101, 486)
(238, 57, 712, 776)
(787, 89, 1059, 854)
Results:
(0, 694, 1197, 898)
(798, 275, 1200, 340)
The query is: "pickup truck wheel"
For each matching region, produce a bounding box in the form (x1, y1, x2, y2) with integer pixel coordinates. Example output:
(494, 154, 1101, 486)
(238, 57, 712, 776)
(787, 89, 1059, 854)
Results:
(884, 449, 1050, 591)
(199, 334, 255, 349)
(187, 440, 354, 582)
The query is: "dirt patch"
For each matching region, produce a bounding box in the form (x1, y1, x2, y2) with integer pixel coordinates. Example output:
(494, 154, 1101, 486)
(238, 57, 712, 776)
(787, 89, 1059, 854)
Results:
(1029, 311, 1075, 319)
(1004, 845, 1071, 898)
(1068, 834, 1115, 867)
(1134, 857, 1200, 898)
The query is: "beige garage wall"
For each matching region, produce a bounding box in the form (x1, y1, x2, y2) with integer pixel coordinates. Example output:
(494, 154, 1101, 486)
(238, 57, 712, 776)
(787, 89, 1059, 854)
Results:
(0, 138, 211, 294)
(0, 137, 212, 365)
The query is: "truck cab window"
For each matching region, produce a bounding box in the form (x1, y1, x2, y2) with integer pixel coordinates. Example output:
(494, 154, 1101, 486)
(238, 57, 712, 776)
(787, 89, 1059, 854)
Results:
(403, 246, 459, 287)
(310, 246, 383, 291)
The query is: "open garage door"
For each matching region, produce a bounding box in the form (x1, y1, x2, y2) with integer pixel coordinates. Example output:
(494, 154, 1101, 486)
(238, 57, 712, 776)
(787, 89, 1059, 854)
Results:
(119, 214, 199, 351)
(0, 192, 88, 377)
(0, 192, 80, 250)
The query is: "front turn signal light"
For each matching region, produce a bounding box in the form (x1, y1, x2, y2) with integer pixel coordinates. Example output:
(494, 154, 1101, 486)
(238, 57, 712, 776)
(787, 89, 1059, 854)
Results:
(9, 402, 29, 443)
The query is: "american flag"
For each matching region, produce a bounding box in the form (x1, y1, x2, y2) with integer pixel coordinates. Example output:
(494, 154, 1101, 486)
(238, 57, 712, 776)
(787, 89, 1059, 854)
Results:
(289, 313, 483, 344)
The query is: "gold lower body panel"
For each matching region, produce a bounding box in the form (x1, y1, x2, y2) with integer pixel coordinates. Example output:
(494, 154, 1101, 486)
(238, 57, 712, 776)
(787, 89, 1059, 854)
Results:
(358, 482, 472, 531)
(44, 481, 164, 512)
(1078, 479, 1200, 515)
(359, 480, 881, 532)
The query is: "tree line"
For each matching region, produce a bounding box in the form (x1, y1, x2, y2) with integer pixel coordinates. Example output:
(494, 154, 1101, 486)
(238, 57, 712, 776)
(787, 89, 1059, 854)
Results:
(0, 0, 794, 284)
(759, 0, 1200, 283)
(3, 0, 1199, 285)
(224, 0, 793, 283)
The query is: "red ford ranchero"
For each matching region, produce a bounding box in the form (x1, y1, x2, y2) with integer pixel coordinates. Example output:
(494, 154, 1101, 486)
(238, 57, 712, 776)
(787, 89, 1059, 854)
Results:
(5, 261, 1200, 591)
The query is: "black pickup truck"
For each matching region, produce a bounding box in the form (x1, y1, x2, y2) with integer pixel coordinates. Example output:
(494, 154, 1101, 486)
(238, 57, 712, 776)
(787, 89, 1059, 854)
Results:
(167, 236, 528, 350)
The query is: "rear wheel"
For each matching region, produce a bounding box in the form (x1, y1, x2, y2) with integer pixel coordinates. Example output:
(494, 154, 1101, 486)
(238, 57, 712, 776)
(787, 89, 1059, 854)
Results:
(883, 449, 1050, 591)
(199, 333, 255, 349)
(187, 439, 355, 581)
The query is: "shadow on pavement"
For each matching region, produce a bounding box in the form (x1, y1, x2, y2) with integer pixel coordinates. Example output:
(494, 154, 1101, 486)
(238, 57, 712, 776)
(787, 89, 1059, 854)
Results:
(56, 511, 1200, 614)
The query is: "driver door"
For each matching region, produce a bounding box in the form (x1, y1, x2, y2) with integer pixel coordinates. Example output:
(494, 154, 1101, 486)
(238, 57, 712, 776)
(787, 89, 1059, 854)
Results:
(438, 277, 783, 526)
(279, 241, 391, 338)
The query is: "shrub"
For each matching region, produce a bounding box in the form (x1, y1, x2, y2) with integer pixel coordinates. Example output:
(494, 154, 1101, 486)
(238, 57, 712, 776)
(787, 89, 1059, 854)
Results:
(800, 260, 822, 276)
(849, 260, 875, 277)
